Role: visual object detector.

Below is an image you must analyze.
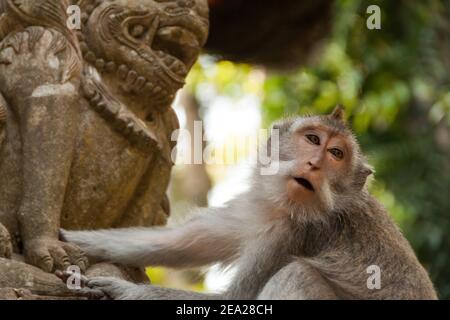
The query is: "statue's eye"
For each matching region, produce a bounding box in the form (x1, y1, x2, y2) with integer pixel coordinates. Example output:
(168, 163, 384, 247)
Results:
(306, 134, 320, 145)
(329, 148, 344, 160)
(130, 24, 146, 38)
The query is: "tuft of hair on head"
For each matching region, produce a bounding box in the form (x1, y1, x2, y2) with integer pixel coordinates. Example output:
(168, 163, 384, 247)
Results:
(329, 104, 346, 123)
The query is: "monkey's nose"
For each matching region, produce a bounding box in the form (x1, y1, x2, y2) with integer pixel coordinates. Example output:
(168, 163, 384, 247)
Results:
(307, 160, 320, 170)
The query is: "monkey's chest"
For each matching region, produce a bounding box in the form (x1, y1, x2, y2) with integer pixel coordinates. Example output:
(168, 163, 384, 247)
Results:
(60, 98, 159, 230)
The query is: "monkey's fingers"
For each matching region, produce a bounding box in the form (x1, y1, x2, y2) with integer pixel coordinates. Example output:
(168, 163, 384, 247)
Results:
(86, 277, 133, 300)
(75, 287, 108, 300)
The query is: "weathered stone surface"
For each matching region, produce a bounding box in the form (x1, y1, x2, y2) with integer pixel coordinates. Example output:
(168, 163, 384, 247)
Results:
(0, 0, 208, 298)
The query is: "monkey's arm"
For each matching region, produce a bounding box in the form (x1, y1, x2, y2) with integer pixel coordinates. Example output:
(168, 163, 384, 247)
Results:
(62, 204, 245, 269)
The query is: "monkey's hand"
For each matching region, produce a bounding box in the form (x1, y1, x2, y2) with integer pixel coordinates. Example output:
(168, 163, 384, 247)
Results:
(86, 277, 145, 300)
(0, 223, 12, 259)
(24, 237, 88, 273)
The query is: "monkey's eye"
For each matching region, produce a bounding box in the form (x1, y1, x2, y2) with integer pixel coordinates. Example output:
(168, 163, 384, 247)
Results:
(329, 148, 344, 160)
(306, 134, 320, 145)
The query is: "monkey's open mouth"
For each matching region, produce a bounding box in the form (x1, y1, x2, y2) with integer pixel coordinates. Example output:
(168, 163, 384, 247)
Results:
(293, 177, 315, 192)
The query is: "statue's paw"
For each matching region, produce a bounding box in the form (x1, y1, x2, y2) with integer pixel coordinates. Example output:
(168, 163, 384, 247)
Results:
(86, 277, 138, 300)
(0, 26, 81, 95)
(0, 224, 12, 259)
(24, 237, 89, 273)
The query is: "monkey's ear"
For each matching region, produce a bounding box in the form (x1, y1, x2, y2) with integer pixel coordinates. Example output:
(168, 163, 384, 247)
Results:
(354, 164, 374, 190)
(329, 105, 345, 122)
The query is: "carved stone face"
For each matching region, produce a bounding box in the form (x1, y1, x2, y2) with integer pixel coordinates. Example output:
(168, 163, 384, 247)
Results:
(82, 0, 209, 107)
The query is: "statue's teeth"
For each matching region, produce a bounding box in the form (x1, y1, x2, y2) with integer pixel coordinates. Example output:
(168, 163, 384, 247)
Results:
(86, 4, 95, 14)
(81, 13, 89, 24)
(163, 55, 175, 65)
(79, 42, 88, 54)
(82, 83, 95, 98)
(125, 123, 135, 134)
(105, 61, 116, 72)
(130, 50, 138, 58)
(111, 106, 120, 115)
(91, 93, 101, 104)
(85, 51, 96, 63)
(144, 82, 154, 93)
(136, 77, 146, 89)
(117, 120, 127, 131)
(118, 65, 129, 79)
(127, 70, 138, 83)
(95, 59, 105, 70)
(96, 102, 106, 112)
(153, 86, 161, 94)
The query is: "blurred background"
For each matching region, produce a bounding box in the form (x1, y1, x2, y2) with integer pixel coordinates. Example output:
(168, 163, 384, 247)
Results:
(147, 0, 450, 299)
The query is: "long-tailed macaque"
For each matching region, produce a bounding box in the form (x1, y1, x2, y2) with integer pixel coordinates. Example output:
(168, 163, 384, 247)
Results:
(62, 106, 437, 300)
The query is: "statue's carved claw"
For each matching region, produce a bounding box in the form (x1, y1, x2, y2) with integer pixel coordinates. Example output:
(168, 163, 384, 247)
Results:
(0, 223, 12, 259)
(24, 237, 89, 274)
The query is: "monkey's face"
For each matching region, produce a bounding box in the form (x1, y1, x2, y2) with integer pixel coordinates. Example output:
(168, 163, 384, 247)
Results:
(260, 107, 373, 222)
(262, 109, 372, 221)
(284, 123, 351, 209)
